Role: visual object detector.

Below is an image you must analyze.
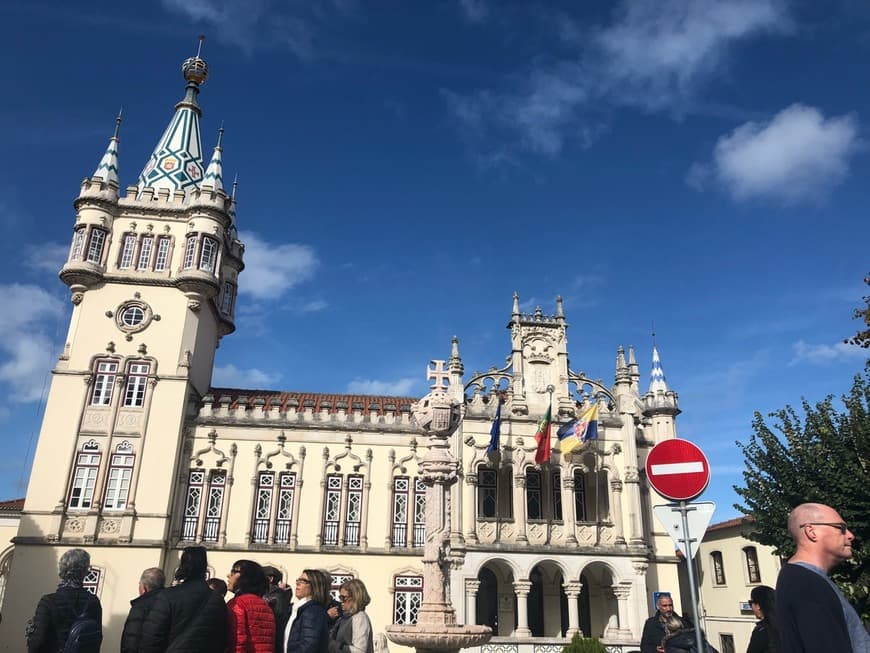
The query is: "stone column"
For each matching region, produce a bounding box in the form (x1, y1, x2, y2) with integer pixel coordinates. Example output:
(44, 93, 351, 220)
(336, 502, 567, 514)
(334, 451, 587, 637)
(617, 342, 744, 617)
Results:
(465, 579, 481, 626)
(563, 581, 583, 637)
(610, 478, 625, 544)
(513, 580, 532, 637)
(612, 583, 634, 638)
(561, 471, 577, 545)
(464, 473, 478, 544)
(624, 466, 644, 545)
(513, 474, 528, 543)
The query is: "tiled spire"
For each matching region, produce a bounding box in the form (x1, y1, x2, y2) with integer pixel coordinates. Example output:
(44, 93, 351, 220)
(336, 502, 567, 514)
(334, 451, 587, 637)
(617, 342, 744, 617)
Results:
(650, 346, 669, 394)
(92, 110, 122, 187)
(136, 38, 208, 198)
(202, 125, 224, 193)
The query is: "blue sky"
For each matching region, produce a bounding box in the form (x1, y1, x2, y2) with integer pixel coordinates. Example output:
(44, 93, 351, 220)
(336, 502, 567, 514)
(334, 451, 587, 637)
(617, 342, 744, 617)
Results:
(0, 0, 867, 522)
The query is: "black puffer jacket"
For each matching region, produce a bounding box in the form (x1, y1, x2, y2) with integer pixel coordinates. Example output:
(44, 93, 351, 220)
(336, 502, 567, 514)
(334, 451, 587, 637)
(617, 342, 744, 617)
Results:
(27, 586, 102, 653)
(120, 588, 163, 653)
(138, 579, 226, 653)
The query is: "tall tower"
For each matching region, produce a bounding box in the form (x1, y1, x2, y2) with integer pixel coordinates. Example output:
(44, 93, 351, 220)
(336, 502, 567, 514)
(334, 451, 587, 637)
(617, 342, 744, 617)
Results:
(0, 45, 243, 651)
(642, 346, 681, 442)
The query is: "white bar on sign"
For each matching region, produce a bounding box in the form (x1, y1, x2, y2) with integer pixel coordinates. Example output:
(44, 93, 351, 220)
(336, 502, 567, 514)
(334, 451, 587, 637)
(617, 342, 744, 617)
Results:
(651, 462, 704, 475)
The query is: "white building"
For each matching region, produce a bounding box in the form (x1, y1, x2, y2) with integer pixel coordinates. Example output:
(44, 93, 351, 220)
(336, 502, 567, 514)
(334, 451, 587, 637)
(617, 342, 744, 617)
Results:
(0, 48, 694, 653)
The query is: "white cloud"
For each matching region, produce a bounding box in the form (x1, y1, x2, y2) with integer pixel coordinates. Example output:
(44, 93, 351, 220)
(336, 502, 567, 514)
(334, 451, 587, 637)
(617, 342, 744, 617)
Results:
(25, 242, 70, 274)
(347, 378, 417, 396)
(238, 231, 319, 301)
(789, 340, 867, 366)
(444, 0, 790, 160)
(298, 299, 328, 313)
(458, 0, 489, 24)
(0, 283, 65, 402)
(212, 363, 282, 388)
(697, 104, 859, 203)
(593, 0, 789, 110)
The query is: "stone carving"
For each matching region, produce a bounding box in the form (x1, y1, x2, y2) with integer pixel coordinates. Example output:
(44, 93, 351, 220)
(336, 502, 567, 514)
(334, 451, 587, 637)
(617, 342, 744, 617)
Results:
(71, 292, 84, 305)
(386, 368, 491, 653)
(100, 519, 119, 534)
(66, 518, 84, 533)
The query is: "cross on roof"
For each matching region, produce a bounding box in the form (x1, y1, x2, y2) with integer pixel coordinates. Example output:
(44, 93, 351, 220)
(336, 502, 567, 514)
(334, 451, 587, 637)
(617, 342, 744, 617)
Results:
(427, 359, 450, 390)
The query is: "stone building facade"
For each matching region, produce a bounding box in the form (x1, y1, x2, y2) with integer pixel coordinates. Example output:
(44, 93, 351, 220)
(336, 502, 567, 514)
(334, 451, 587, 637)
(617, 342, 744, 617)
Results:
(0, 50, 690, 652)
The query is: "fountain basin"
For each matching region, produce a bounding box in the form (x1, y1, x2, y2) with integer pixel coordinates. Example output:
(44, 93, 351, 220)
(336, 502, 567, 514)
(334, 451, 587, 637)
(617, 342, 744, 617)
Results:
(385, 624, 492, 653)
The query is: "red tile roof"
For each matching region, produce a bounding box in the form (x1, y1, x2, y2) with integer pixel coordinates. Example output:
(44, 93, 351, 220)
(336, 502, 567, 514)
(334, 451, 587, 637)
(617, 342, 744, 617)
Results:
(206, 388, 418, 416)
(0, 498, 24, 512)
(708, 515, 754, 532)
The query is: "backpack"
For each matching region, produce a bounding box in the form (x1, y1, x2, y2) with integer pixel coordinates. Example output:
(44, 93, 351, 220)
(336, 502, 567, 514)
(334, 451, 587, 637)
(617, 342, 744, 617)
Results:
(62, 599, 102, 653)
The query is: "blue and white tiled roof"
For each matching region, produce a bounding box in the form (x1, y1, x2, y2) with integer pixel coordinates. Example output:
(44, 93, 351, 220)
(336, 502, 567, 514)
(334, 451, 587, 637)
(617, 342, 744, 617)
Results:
(649, 346, 669, 394)
(202, 126, 224, 193)
(136, 54, 208, 198)
(92, 112, 122, 187)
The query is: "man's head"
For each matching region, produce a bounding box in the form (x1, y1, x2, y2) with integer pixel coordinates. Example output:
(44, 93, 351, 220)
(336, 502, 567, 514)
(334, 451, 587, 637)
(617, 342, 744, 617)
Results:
(656, 594, 674, 618)
(262, 566, 282, 587)
(788, 502, 854, 571)
(139, 567, 165, 595)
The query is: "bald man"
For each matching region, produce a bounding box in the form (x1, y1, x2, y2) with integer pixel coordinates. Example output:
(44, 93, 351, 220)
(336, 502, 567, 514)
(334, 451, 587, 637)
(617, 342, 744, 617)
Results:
(776, 503, 870, 653)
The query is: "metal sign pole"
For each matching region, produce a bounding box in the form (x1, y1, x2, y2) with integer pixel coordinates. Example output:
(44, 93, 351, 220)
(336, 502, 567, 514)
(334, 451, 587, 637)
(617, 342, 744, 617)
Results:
(676, 501, 705, 653)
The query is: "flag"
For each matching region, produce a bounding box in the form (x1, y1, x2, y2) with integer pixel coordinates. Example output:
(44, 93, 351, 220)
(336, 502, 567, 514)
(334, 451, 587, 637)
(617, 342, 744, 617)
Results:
(486, 400, 501, 454)
(534, 404, 552, 464)
(557, 405, 599, 455)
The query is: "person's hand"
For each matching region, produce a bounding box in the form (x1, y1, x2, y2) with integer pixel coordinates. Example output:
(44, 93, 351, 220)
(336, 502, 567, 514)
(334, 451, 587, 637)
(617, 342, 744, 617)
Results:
(327, 606, 339, 619)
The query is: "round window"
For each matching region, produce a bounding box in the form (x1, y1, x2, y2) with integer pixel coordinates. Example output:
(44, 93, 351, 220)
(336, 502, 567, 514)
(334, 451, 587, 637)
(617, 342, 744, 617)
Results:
(120, 305, 146, 327)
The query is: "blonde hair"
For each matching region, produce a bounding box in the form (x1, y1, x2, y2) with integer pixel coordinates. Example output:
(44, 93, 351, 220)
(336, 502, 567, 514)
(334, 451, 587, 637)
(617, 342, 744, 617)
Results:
(341, 578, 371, 615)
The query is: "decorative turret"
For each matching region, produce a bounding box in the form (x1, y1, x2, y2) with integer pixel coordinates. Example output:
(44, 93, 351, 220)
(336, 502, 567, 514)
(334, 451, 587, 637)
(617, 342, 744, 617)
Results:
(642, 345, 680, 419)
(136, 38, 208, 199)
(447, 336, 464, 402)
(79, 111, 122, 201)
(628, 345, 640, 393)
(202, 126, 224, 193)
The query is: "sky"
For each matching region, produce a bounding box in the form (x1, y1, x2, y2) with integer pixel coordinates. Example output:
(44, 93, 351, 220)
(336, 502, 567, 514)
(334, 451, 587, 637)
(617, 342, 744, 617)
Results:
(0, 0, 868, 523)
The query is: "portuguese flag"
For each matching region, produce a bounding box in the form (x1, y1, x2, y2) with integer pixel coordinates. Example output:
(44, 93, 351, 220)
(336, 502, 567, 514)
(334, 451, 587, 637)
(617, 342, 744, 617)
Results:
(533, 404, 553, 464)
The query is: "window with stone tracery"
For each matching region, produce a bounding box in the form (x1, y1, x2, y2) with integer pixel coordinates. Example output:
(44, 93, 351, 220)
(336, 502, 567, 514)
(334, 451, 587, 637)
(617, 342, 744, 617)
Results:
(526, 469, 543, 519)
(181, 470, 204, 540)
(251, 471, 296, 544)
(199, 236, 219, 273)
(330, 574, 354, 602)
(552, 468, 563, 521)
(573, 469, 587, 521)
(68, 440, 101, 510)
(478, 466, 497, 519)
(86, 228, 107, 264)
(69, 227, 86, 262)
(182, 235, 197, 270)
(202, 471, 226, 542)
(391, 476, 425, 547)
(393, 575, 423, 625)
(82, 567, 102, 596)
(123, 362, 150, 407)
(322, 473, 364, 547)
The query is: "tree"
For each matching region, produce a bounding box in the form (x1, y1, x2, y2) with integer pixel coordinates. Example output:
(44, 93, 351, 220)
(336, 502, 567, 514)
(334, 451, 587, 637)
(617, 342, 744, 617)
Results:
(845, 273, 870, 348)
(734, 361, 870, 618)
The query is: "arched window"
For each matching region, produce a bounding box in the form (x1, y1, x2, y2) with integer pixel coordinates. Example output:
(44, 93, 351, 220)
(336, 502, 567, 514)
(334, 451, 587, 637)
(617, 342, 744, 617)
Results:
(85, 228, 107, 264)
(478, 466, 497, 518)
(123, 362, 150, 408)
(744, 546, 761, 583)
(321, 473, 365, 547)
(118, 233, 136, 269)
(69, 227, 86, 261)
(154, 236, 171, 271)
(711, 551, 726, 585)
(552, 468, 562, 521)
(251, 470, 297, 544)
(181, 468, 226, 542)
(199, 236, 219, 273)
(182, 235, 198, 270)
(526, 469, 543, 519)
(573, 469, 587, 521)
(137, 235, 154, 270)
(90, 359, 118, 406)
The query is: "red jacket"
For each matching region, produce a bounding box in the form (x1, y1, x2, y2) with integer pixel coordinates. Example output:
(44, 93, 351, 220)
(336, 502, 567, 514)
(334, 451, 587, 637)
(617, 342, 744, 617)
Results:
(227, 593, 276, 653)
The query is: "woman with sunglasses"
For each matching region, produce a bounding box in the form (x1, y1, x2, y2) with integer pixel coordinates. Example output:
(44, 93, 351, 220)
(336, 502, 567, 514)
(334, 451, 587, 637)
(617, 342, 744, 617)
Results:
(328, 579, 373, 653)
(746, 585, 778, 653)
(284, 569, 330, 653)
(226, 560, 276, 653)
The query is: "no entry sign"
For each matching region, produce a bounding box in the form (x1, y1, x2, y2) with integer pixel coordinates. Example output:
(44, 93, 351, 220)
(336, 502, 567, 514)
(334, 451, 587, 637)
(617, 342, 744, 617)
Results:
(645, 439, 710, 501)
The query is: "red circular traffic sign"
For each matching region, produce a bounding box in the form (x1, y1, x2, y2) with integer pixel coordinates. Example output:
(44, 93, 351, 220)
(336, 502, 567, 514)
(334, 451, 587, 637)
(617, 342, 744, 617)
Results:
(645, 439, 710, 501)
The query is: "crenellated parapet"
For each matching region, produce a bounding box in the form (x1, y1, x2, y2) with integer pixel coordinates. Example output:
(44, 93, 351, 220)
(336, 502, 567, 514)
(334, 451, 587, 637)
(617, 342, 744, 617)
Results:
(196, 390, 418, 431)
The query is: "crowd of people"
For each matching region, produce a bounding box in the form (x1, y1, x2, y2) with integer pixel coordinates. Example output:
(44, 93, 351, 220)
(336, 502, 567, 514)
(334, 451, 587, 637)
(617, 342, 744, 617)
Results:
(22, 501, 870, 653)
(24, 546, 375, 653)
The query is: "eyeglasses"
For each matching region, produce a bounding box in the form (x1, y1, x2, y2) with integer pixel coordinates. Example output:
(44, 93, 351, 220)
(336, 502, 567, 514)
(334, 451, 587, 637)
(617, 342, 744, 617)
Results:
(296, 577, 311, 585)
(800, 522, 849, 534)
(230, 568, 241, 575)
(339, 594, 351, 602)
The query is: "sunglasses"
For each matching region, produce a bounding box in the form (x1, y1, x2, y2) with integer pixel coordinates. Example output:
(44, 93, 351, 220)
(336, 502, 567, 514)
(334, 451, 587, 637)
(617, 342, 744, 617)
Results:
(800, 522, 849, 534)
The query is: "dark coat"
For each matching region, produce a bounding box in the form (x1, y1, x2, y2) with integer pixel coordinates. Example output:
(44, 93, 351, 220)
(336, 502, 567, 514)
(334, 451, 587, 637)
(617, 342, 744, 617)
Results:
(227, 593, 276, 653)
(746, 618, 776, 653)
(285, 600, 329, 653)
(663, 630, 697, 653)
(641, 613, 692, 653)
(27, 586, 102, 653)
(776, 562, 851, 653)
(263, 586, 290, 652)
(138, 579, 227, 653)
(121, 588, 163, 653)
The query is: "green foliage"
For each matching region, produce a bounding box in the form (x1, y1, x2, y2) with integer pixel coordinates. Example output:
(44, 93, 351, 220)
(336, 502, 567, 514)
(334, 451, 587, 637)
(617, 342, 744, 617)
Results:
(561, 632, 607, 653)
(734, 361, 870, 619)
(845, 274, 870, 349)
